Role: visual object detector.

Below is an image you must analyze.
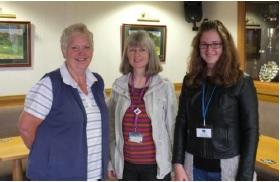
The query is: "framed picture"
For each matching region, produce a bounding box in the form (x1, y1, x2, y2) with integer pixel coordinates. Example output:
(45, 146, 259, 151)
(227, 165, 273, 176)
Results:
(0, 21, 31, 67)
(122, 24, 167, 62)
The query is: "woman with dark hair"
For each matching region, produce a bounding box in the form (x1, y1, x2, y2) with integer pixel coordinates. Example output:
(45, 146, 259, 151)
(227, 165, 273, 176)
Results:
(172, 20, 259, 181)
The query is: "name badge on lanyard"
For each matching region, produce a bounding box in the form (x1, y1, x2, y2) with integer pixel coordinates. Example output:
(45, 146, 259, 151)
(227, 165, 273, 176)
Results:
(196, 127, 212, 138)
(129, 132, 143, 143)
(196, 83, 216, 139)
(128, 74, 150, 143)
(128, 107, 143, 143)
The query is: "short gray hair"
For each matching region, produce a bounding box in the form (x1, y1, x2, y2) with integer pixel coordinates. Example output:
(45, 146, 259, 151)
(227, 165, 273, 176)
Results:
(60, 23, 93, 56)
(120, 30, 162, 75)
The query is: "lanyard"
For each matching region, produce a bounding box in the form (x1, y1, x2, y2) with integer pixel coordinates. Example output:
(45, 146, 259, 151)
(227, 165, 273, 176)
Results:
(201, 82, 216, 126)
(129, 74, 150, 132)
(130, 74, 148, 104)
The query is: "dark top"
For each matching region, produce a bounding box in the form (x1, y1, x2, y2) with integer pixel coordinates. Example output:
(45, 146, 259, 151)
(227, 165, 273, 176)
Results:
(172, 74, 259, 180)
(194, 156, 221, 172)
(26, 69, 109, 180)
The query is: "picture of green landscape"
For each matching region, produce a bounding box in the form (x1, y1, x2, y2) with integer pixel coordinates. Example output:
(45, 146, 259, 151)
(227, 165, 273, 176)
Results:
(0, 29, 24, 59)
(128, 30, 161, 56)
(0, 21, 30, 67)
(122, 24, 166, 62)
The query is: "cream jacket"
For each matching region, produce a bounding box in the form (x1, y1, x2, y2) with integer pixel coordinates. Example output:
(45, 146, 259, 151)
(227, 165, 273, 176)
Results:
(108, 73, 177, 179)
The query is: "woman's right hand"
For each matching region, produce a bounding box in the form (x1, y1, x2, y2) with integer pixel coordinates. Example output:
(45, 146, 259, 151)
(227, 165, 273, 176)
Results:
(174, 163, 189, 181)
(18, 111, 43, 149)
(107, 170, 117, 180)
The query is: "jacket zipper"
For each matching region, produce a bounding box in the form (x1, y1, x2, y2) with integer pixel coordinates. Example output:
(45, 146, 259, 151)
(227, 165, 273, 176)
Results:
(203, 138, 207, 158)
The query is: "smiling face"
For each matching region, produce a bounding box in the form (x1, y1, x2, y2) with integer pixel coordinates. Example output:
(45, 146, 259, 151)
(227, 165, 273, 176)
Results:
(64, 33, 93, 72)
(127, 45, 149, 72)
(199, 30, 223, 69)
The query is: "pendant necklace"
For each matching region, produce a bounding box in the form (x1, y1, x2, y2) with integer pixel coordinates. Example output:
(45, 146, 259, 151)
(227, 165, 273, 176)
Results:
(129, 74, 150, 132)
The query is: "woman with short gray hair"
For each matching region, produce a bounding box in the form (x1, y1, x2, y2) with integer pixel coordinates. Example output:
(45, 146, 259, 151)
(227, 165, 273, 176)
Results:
(18, 23, 109, 180)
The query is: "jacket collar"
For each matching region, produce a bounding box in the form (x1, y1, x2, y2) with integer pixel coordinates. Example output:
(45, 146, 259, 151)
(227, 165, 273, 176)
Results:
(60, 62, 97, 89)
(113, 72, 164, 97)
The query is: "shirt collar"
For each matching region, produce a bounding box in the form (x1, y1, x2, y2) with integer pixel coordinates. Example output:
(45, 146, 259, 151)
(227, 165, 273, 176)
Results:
(59, 62, 97, 88)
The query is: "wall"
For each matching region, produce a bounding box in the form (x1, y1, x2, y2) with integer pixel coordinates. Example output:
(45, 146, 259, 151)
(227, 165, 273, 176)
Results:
(259, 101, 279, 138)
(0, 1, 237, 96)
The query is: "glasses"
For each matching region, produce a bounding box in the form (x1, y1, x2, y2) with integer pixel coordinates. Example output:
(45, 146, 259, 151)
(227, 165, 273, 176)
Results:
(199, 42, 222, 49)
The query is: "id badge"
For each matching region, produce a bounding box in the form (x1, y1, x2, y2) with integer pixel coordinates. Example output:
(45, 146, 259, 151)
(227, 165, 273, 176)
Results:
(129, 132, 143, 143)
(196, 128, 212, 138)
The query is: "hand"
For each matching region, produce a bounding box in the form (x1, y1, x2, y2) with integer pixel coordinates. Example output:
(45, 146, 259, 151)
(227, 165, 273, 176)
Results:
(107, 170, 117, 180)
(174, 163, 189, 181)
(18, 112, 43, 149)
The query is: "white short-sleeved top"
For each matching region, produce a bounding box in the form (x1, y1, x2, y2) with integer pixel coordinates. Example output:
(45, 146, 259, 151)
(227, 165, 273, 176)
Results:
(24, 63, 102, 180)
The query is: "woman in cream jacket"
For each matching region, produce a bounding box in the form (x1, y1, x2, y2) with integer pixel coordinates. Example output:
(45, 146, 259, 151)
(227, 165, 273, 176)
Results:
(108, 31, 177, 180)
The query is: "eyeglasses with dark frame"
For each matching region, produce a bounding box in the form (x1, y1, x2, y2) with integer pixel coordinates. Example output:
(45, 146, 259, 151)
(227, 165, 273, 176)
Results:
(199, 42, 223, 49)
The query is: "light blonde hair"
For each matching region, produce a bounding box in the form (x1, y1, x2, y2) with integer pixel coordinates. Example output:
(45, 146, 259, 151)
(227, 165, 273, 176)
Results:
(120, 31, 162, 75)
(60, 23, 93, 57)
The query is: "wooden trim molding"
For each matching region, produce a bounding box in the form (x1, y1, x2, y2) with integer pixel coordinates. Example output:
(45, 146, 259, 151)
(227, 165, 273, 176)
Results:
(0, 83, 183, 105)
(104, 84, 183, 97)
(0, 84, 180, 105)
(104, 88, 112, 97)
(257, 94, 278, 103)
(254, 81, 279, 96)
(174, 83, 182, 93)
(254, 81, 279, 103)
(0, 95, 25, 107)
(237, 1, 246, 70)
(0, 81, 277, 107)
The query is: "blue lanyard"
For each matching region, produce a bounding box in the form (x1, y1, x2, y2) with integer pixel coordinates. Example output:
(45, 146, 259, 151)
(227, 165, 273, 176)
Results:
(201, 83, 216, 126)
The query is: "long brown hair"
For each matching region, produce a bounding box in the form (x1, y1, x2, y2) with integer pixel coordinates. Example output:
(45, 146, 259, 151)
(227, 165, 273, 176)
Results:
(187, 20, 242, 87)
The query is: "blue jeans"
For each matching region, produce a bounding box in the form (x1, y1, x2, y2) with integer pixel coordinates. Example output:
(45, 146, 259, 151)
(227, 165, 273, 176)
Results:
(193, 167, 221, 181)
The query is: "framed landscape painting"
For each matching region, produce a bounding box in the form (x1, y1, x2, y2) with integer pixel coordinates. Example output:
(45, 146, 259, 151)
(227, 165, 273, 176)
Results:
(0, 21, 31, 67)
(122, 24, 167, 62)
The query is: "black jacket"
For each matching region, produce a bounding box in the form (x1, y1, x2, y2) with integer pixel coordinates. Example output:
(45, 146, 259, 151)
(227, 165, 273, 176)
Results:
(172, 74, 259, 180)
